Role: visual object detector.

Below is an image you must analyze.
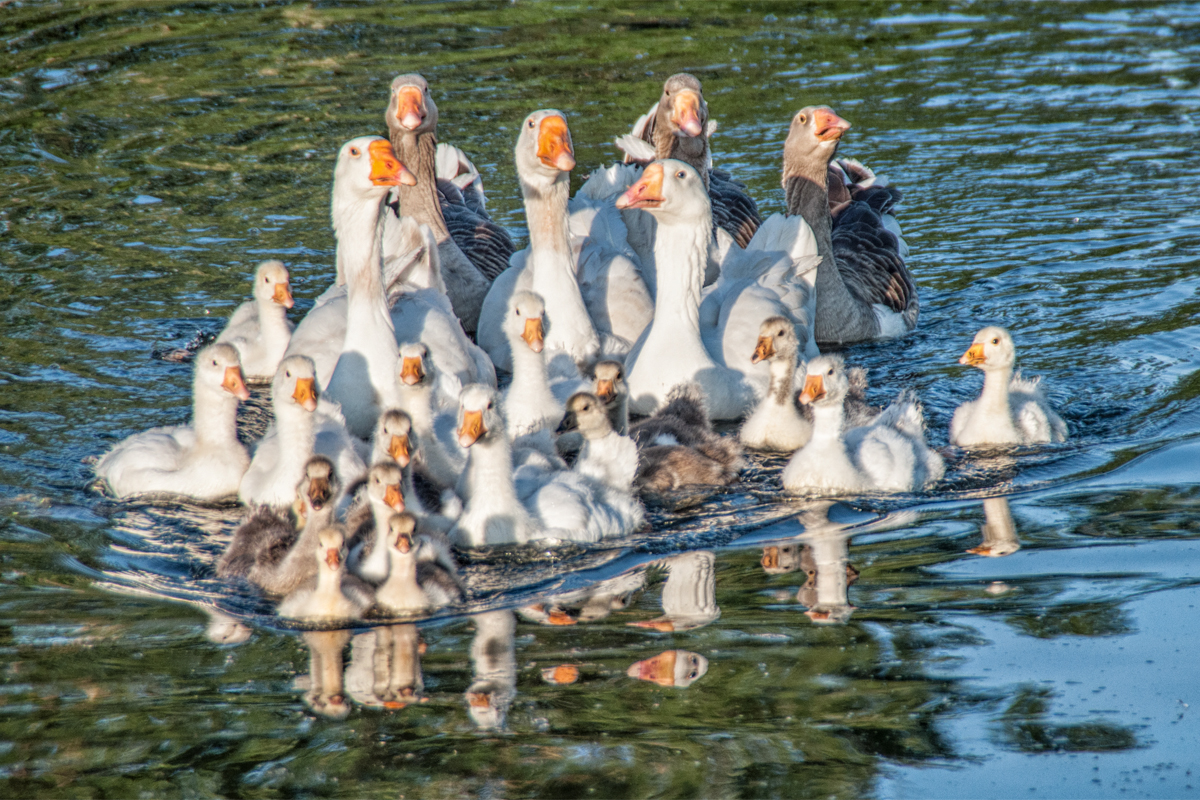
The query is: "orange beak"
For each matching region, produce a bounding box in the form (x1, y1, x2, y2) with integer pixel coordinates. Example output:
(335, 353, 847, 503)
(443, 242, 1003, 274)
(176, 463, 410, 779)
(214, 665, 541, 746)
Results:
(595, 379, 616, 403)
(521, 317, 544, 353)
(536, 114, 575, 172)
(671, 89, 704, 137)
(292, 377, 318, 411)
(393, 85, 425, 131)
(467, 691, 491, 710)
(395, 533, 412, 554)
(307, 475, 332, 510)
(813, 107, 851, 141)
(960, 343, 986, 366)
(627, 650, 678, 687)
(325, 548, 341, 569)
(615, 163, 665, 210)
(272, 281, 294, 309)
(383, 483, 404, 513)
(458, 409, 485, 448)
(543, 665, 580, 684)
(546, 610, 576, 626)
(399, 356, 424, 385)
(798, 374, 825, 405)
(388, 434, 410, 467)
(751, 336, 775, 364)
(222, 366, 250, 400)
(629, 619, 676, 632)
(761, 547, 779, 570)
(368, 139, 416, 186)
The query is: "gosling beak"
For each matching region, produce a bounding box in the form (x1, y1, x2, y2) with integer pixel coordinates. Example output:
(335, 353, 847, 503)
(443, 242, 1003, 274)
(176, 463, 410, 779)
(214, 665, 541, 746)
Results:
(536, 114, 576, 172)
(399, 356, 425, 385)
(394, 532, 412, 554)
(555, 410, 577, 435)
(543, 665, 580, 684)
(222, 366, 251, 400)
(272, 281, 295, 309)
(388, 434, 410, 467)
(393, 85, 425, 131)
(813, 107, 851, 142)
(368, 139, 417, 186)
(629, 618, 676, 632)
(595, 379, 616, 403)
(521, 317, 544, 353)
(751, 335, 775, 364)
(307, 475, 333, 511)
(458, 409, 485, 448)
(671, 89, 704, 138)
(761, 547, 779, 570)
(615, 163, 665, 210)
(627, 650, 678, 687)
(325, 548, 341, 569)
(960, 343, 986, 366)
(292, 377, 318, 411)
(798, 374, 825, 405)
(467, 691, 491, 710)
(383, 483, 404, 513)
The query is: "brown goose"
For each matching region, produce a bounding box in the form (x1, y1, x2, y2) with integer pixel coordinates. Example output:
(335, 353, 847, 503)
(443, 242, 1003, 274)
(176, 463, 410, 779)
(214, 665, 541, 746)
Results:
(619, 73, 762, 249)
(384, 74, 515, 333)
(782, 106, 918, 345)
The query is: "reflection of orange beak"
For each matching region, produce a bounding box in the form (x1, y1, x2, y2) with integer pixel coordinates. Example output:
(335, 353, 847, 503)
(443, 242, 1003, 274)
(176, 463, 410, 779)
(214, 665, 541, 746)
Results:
(813, 107, 851, 141)
(394, 85, 424, 130)
(627, 650, 677, 687)
(595, 379, 616, 403)
(544, 665, 580, 684)
(395, 533, 412, 554)
(761, 547, 779, 570)
(458, 409, 485, 448)
(383, 483, 404, 513)
(307, 475, 332, 510)
(751, 336, 775, 364)
(521, 317, 544, 353)
(325, 548, 341, 569)
(272, 281, 294, 308)
(222, 366, 251, 400)
(368, 139, 416, 186)
(629, 619, 676, 632)
(292, 377, 318, 411)
(960, 343, 986, 366)
(798, 374, 825, 405)
(546, 610, 576, 626)
(467, 691, 491, 709)
(388, 434, 410, 467)
(615, 163, 665, 210)
(536, 114, 575, 172)
(399, 356, 424, 385)
(671, 90, 704, 137)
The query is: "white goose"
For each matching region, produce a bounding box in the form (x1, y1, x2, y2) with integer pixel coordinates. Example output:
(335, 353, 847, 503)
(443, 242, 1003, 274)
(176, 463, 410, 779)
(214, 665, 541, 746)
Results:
(96, 343, 250, 501)
(373, 512, 464, 614)
(216, 260, 295, 382)
(782, 355, 943, 495)
(950, 326, 1068, 447)
(345, 461, 408, 585)
(395, 342, 467, 492)
(739, 315, 812, 451)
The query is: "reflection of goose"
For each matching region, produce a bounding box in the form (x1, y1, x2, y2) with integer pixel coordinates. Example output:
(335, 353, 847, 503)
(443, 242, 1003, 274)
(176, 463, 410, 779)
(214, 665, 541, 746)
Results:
(628, 550, 720, 632)
(466, 610, 517, 731)
(968, 496, 1021, 557)
(797, 525, 857, 625)
(216, 260, 294, 382)
(626, 650, 709, 688)
(345, 624, 424, 708)
(518, 568, 647, 626)
(298, 629, 352, 719)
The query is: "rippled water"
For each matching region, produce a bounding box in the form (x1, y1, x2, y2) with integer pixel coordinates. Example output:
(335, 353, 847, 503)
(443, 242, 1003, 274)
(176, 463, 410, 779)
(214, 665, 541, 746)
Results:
(2, 1, 1200, 797)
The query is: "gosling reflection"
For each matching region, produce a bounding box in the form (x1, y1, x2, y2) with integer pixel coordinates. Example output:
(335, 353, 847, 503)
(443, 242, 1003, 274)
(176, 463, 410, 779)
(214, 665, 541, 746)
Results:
(518, 569, 645, 626)
(465, 610, 517, 731)
(346, 624, 424, 708)
(968, 496, 1021, 557)
(627, 650, 709, 688)
(298, 629, 352, 719)
(760, 503, 858, 625)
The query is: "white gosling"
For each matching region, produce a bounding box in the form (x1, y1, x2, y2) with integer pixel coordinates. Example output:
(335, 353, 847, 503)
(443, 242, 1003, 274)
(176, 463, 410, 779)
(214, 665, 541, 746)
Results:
(373, 512, 464, 614)
(277, 525, 374, 623)
(395, 342, 467, 491)
(345, 461, 408, 585)
(739, 315, 812, 451)
(216, 260, 295, 381)
(558, 392, 639, 491)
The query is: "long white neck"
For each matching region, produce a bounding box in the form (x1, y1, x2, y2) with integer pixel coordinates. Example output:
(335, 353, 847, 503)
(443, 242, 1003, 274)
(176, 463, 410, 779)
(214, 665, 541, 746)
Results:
(808, 400, 852, 468)
(274, 401, 316, 468)
(457, 429, 532, 546)
(650, 214, 711, 338)
(979, 366, 1015, 415)
(507, 336, 559, 426)
(316, 561, 342, 599)
(192, 386, 241, 451)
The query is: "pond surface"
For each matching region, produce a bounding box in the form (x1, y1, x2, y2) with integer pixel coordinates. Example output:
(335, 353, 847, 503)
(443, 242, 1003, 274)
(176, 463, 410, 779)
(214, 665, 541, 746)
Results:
(2, 0, 1200, 797)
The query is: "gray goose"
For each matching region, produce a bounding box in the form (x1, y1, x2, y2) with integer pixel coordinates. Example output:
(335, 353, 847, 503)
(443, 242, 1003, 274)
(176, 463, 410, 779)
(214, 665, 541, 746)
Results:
(782, 106, 918, 345)
(620, 73, 762, 248)
(384, 74, 515, 333)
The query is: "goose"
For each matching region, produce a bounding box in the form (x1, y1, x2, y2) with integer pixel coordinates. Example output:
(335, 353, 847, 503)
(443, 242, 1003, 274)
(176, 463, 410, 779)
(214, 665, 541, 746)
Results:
(215, 260, 295, 382)
(782, 106, 918, 344)
(627, 550, 720, 632)
(395, 342, 467, 491)
(592, 360, 630, 434)
(739, 315, 812, 451)
(299, 629, 352, 719)
(797, 524, 857, 625)
(557, 392, 639, 492)
(344, 461, 407, 584)
(373, 512, 464, 614)
(618, 160, 819, 419)
(344, 624, 424, 708)
(96, 343, 250, 501)
(385, 74, 515, 333)
(626, 650, 709, 688)
(630, 383, 746, 493)
(277, 525, 374, 623)
(217, 455, 339, 595)
(950, 326, 1068, 447)
(478, 109, 653, 372)
(451, 384, 644, 546)
(781, 355, 943, 495)
(239, 355, 366, 507)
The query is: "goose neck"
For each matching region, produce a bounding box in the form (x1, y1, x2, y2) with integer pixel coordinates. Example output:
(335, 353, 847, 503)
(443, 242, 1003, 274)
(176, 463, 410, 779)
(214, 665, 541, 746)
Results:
(652, 217, 710, 333)
(192, 388, 241, 451)
(767, 355, 797, 406)
(980, 367, 1015, 413)
(391, 130, 450, 241)
(274, 402, 316, 461)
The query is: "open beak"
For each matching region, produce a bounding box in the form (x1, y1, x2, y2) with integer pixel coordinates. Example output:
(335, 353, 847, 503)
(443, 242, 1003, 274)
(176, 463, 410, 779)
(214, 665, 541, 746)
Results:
(399, 356, 425, 385)
(383, 483, 404, 513)
(615, 163, 665, 210)
(595, 379, 616, 403)
(292, 377, 318, 411)
(522, 317, 544, 353)
(536, 114, 576, 172)
(960, 343, 986, 366)
(222, 366, 251, 400)
(458, 409, 485, 448)
(395, 533, 412, 554)
(627, 650, 678, 687)
(751, 335, 775, 364)
(393, 85, 425, 131)
(307, 475, 333, 511)
(325, 548, 341, 569)
(671, 90, 704, 137)
(368, 139, 416, 186)
(272, 281, 295, 309)
(798, 374, 825, 405)
(761, 547, 779, 570)
(388, 434, 410, 467)
(813, 107, 851, 142)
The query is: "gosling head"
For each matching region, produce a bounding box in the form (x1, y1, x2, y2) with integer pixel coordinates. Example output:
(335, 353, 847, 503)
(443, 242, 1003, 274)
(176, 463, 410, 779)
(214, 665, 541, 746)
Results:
(386, 73, 437, 136)
(366, 461, 405, 514)
(253, 260, 293, 310)
(557, 392, 613, 441)
(387, 512, 419, 555)
(960, 326, 1016, 371)
(456, 384, 504, 448)
(376, 409, 416, 468)
(798, 354, 850, 408)
(592, 360, 627, 406)
(272, 355, 318, 413)
(298, 455, 338, 514)
(195, 343, 250, 402)
(751, 316, 798, 365)
(506, 291, 547, 354)
(317, 526, 347, 572)
(515, 109, 575, 185)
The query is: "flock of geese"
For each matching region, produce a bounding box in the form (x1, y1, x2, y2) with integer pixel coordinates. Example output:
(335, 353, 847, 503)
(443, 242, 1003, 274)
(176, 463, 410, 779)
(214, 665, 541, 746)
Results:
(94, 73, 1068, 626)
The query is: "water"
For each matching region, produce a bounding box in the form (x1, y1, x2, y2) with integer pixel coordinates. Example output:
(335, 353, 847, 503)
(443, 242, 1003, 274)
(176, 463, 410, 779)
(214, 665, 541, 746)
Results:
(2, 0, 1200, 796)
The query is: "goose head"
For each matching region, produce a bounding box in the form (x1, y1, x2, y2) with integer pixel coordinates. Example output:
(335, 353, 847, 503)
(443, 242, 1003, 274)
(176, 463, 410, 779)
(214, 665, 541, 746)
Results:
(316, 525, 348, 574)
(615, 160, 710, 222)
(375, 409, 416, 468)
(515, 109, 575, 189)
(387, 511, 418, 555)
(782, 105, 851, 181)
(272, 355, 319, 414)
(960, 326, 1015, 372)
(331, 135, 415, 222)
(557, 392, 613, 440)
(798, 354, 850, 408)
(626, 650, 709, 688)
(456, 384, 505, 448)
(751, 315, 799, 365)
(386, 73, 438, 136)
(195, 343, 250, 402)
(253, 260, 294, 310)
(293, 455, 338, 526)
(505, 290, 547, 355)
(366, 461, 406, 514)
(396, 342, 433, 389)
(592, 360, 626, 405)
(657, 73, 708, 140)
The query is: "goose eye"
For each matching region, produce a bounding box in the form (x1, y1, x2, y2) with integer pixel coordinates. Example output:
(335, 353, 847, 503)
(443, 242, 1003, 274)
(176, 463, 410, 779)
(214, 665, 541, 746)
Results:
(285, 371, 292, 378)
(528, 119, 535, 128)
(991, 338, 999, 345)
(798, 113, 807, 124)
(827, 368, 834, 376)
(349, 147, 360, 157)
(486, 401, 493, 409)
(211, 359, 218, 366)
(676, 170, 686, 179)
